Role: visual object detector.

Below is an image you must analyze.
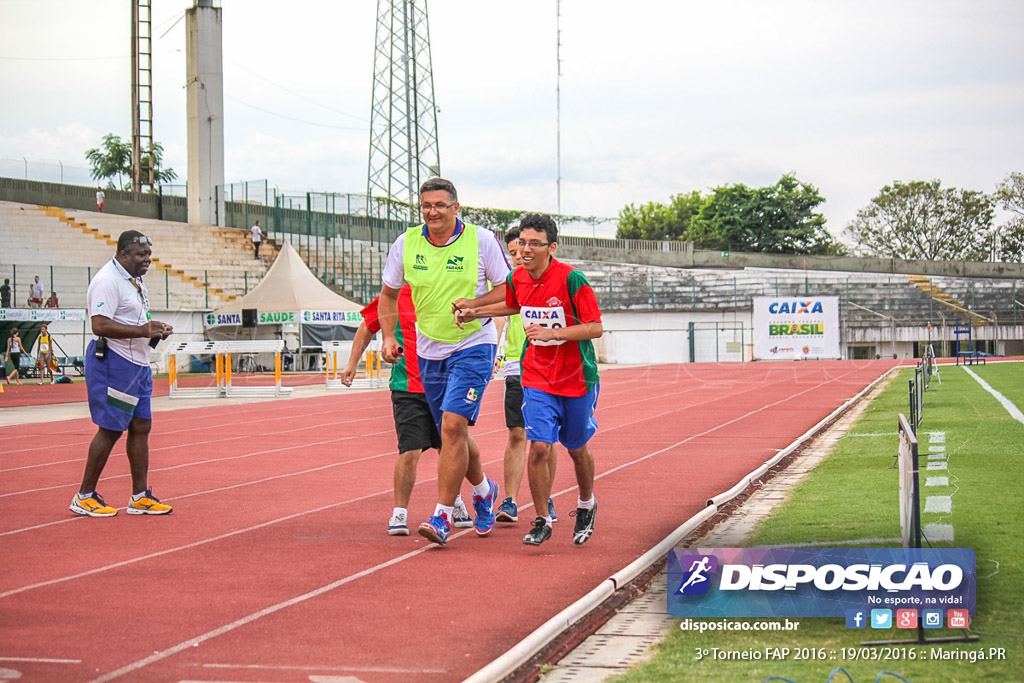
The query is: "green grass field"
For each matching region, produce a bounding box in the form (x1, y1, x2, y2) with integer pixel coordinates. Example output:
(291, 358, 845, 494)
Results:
(614, 361, 1024, 683)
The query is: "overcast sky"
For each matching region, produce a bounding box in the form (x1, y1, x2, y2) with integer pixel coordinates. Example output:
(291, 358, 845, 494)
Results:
(2, 0, 1022, 238)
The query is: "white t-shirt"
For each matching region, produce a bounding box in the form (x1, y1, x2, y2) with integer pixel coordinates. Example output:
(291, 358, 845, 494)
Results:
(30, 280, 44, 299)
(87, 258, 152, 366)
(382, 223, 510, 360)
(96, 190, 105, 204)
(251, 224, 262, 243)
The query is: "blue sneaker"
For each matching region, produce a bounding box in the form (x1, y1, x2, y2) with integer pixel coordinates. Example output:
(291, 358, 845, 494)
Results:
(548, 497, 558, 523)
(417, 512, 451, 545)
(496, 497, 518, 523)
(472, 478, 499, 536)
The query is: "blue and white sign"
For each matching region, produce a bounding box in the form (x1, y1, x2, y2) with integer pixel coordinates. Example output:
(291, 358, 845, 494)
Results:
(668, 547, 976, 618)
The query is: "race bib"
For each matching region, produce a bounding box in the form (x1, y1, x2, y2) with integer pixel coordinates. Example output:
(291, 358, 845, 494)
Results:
(521, 306, 567, 346)
(40, 342, 49, 353)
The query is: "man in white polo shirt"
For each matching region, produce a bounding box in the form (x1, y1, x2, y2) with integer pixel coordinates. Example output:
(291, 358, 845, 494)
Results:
(70, 230, 176, 518)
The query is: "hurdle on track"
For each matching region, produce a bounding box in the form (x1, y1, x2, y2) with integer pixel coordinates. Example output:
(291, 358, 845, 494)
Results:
(164, 340, 293, 399)
(164, 340, 223, 398)
(219, 340, 293, 397)
(323, 339, 384, 389)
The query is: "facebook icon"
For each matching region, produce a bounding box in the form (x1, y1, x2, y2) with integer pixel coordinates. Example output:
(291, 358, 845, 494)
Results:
(845, 609, 866, 629)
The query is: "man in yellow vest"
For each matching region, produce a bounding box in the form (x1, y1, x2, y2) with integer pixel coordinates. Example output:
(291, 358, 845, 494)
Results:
(378, 178, 510, 546)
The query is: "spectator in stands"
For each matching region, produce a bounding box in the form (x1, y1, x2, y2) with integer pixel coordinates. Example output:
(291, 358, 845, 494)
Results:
(0, 278, 11, 308)
(30, 275, 44, 308)
(34, 323, 56, 385)
(4, 327, 24, 385)
(45, 291, 59, 308)
(70, 229, 174, 518)
(251, 220, 264, 259)
(96, 187, 105, 212)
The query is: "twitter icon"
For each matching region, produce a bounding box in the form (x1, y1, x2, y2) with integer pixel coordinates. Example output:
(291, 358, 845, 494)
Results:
(870, 609, 893, 629)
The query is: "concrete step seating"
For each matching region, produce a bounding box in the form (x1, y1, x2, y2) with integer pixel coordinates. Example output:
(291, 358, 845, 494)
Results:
(563, 259, 1016, 327)
(0, 200, 272, 309)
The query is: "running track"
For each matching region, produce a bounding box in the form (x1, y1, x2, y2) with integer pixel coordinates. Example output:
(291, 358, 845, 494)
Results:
(0, 360, 898, 682)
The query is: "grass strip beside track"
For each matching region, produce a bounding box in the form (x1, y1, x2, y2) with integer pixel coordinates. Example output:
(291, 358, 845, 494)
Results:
(615, 362, 1024, 682)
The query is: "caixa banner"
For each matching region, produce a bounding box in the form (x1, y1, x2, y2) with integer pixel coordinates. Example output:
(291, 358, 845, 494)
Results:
(667, 548, 975, 618)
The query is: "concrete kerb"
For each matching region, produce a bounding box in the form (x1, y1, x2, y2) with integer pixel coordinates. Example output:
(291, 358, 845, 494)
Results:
(463, 365, 904, 683)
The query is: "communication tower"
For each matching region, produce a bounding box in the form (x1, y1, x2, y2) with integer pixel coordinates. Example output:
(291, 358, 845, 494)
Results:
(367, 0, 441, 222)
(131, 0, 155, 191)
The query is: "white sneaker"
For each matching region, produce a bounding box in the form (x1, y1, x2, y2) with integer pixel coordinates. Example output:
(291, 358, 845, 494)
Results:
(452, 498, 473, 528)
(388, 511, 409, 536)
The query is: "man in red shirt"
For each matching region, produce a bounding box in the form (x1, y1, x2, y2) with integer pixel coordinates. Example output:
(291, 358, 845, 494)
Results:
(340, 284, 473, 535)
(455, 213, 603, 546)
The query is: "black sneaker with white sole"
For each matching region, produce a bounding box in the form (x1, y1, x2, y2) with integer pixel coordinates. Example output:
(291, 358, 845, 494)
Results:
(571, 501, 597, 545)
(522, 517, 552, 546)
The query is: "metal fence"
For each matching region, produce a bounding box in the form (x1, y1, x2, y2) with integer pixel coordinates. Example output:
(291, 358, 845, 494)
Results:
(0, 262, 258, 312)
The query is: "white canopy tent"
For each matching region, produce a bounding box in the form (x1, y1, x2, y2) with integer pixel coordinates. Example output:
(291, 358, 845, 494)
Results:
(205, 241, 365, 353)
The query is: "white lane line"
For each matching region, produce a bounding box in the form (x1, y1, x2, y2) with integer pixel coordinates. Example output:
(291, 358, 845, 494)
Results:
(87, 544, 445, 683)
(203, 662, 446, 673)
(0, 657, 81, 663)
(962, 367, 1024, 424)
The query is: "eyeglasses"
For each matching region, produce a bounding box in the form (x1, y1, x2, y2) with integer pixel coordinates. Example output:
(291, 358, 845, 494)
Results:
(419, 202, 456, 213)
(131, 236, 154, 246)
(516, 239, 550, 249)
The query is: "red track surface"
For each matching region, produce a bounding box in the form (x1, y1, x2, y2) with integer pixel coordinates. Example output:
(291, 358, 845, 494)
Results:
(0, 360, 898, 682)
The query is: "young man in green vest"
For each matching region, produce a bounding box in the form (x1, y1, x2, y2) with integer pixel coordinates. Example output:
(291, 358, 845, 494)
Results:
(378, 178, 510, 546)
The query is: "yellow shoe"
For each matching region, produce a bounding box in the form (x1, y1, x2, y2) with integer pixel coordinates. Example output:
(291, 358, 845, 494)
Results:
(127, 489, 173, 515)
(70, 493, 118, 517)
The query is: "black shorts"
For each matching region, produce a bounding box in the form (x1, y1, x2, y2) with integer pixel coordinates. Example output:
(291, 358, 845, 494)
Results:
(391, 390, 441, 454)
(9, 352, 20, 370)
(504, 375, 525, 429)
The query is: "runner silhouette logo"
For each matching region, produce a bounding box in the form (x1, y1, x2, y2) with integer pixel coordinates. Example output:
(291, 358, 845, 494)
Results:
(676, 555, 718, 595)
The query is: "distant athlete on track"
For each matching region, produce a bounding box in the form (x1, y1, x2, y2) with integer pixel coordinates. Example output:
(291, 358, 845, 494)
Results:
(377, 178, 509, 546)
(455, 213, 603, 546)
(339, 284, 473, 535)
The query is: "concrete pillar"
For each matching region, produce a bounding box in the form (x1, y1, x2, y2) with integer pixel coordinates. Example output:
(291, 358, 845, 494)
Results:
(186, 0, 224, 226)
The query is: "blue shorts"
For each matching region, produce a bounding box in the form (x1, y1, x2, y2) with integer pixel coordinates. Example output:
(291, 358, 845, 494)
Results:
(85, 340, 153, 432)
(418, 344, 496, 429)
(522, 384, 600, 450)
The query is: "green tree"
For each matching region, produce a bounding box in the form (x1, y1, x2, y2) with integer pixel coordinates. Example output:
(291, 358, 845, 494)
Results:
(85, 133, 177, 191)
(843, 180, 995, 261)
(994, 172, 1024, 262)
(617, 191, 705, 240)
(687, 174, 838, 254)
(687, 183, 756, 251)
